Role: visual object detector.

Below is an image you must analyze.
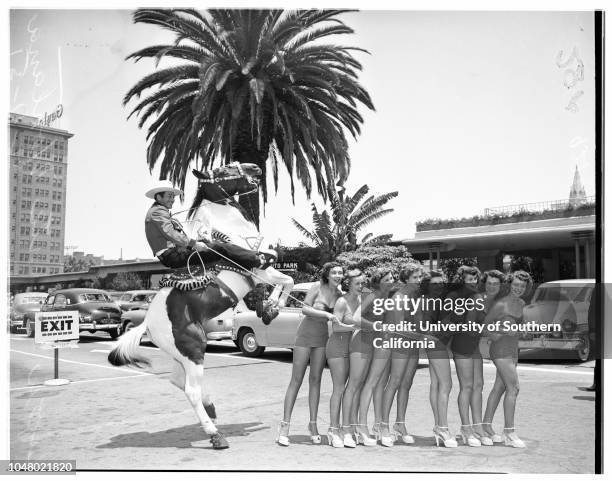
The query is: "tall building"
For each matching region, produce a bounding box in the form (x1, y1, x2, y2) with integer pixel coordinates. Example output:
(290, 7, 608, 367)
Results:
(9, 110, 73, 276)
(569, 164, 588, 207)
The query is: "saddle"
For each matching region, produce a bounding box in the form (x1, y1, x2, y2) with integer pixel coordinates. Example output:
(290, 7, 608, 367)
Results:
(159, 264, 215, 291)
(158, 263, 280, 323)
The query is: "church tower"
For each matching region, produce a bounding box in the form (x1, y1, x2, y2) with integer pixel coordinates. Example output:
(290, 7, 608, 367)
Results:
(569, 165, 587, 208)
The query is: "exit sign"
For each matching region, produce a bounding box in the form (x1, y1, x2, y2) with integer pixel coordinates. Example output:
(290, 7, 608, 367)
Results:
(35, 311, 80, 343)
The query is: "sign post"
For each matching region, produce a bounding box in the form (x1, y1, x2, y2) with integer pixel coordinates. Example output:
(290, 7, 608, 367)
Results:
(34, 311, 80, 386)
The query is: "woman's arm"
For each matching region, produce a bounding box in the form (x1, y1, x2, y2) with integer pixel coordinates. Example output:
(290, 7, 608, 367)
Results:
(465, 293, 485, 336)
(334, 297, 355, 328)
(301, 284, 335, 322)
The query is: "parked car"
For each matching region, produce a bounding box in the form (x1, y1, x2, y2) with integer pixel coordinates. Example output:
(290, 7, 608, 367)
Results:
(232, 282, 313, 357)
(116, 290, 158, 311)
(105, 291, 125, 309)
(520, 279, 595, 361)
(9, 292, 48, 334)
(35, 288, 123, 339)
(120, 295, 242, 344)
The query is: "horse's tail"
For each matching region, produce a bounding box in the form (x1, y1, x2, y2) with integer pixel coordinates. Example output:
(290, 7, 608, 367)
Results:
(108, 319, 150, 368)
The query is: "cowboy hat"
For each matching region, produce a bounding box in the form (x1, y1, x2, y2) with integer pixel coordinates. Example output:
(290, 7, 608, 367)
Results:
(145, 180, 183, 199)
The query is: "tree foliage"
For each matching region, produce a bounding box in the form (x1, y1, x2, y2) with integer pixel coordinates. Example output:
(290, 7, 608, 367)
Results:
(63, 256, 96, 273)
(336, 244, 415, 278)
(292, 184, 398, 262)
(110, 272, 145, 291)
(124, 8, 374, 222)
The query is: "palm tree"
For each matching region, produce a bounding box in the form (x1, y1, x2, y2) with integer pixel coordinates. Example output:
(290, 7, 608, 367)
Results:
(292, 184, 398, 262)
(124, 9, 374, 225)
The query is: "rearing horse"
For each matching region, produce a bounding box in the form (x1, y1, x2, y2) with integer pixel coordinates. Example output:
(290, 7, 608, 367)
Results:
(108, 163, 294, 449)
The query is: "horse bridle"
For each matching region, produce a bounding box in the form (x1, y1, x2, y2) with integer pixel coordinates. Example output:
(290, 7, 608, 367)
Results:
(197, 162, 260, 198)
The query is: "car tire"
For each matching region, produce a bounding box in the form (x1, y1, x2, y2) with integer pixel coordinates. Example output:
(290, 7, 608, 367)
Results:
(233, 340, 240, 349)
(123, 321, 136, 333)
(238, 328, 265, 357)
(573, 335, 591, 362)
(25, 318, 34, 338)
(109, 327, 121, 339)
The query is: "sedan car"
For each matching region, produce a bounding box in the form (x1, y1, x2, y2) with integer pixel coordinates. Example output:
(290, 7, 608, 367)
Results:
(520, 279, 595, 361)
(232, 282, 313, 357)
(36, 288, 123, 339)
(120, 296, 242, 344)
(9, 292, 48, 334)
(116, 290, 158, 311)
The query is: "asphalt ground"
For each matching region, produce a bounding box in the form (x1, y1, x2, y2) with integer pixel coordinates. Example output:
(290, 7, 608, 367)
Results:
(9, 332, 596, 473)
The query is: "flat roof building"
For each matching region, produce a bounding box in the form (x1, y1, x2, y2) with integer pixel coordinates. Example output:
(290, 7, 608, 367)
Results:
(9, 109, 73, 276)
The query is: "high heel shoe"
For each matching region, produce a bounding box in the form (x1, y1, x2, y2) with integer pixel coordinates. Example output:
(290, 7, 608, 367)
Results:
(307, 421, 321, 445)
(276, 420, 290, 446)
(433, 426, 458, 448)
(372, 422, 382, 441)
(353, 424, 377, 446)
(471, 423, 493, 446)
(503, 427, 526, 448)
(379, 422, 394, 447)
(326, 427, 344, 448)
(481, 422, 503, 443)
(341, 425, 356, 448)
(393, 421, 415, 444)
(459, 425, 481, 447)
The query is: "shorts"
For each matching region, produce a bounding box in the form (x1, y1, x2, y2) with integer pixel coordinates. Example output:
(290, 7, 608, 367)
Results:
(350, 330, 375, 357)
(326, 331, 352, 359)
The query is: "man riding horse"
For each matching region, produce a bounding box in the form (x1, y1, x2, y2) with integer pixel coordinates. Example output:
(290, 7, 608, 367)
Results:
(110, 163, 294, 449)
(145, 179, 276, 274)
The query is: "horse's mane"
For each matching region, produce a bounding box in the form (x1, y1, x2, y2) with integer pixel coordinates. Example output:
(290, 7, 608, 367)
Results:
(188, 182, 257, 229)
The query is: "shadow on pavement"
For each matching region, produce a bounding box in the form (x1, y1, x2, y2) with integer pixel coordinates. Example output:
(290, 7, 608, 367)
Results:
(97, 421, 269, 450)
(572, 395, 595, 402)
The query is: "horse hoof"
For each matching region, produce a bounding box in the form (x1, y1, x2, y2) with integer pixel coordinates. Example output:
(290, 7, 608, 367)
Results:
(204, 403, 217, 421)
(210, 432, 229, 449)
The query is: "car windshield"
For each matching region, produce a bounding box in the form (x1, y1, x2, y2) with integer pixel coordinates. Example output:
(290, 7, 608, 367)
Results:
(534, 287, 579, 302)
(17, 296, 46, 305)
(132, 294, 148, 302)
(146, 294, 156, 302)
(78, 293, 111, 302)
(285, 291, 307, 308)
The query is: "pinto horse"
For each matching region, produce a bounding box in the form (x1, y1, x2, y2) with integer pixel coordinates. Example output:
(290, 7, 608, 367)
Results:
(108, 163, 293, 449)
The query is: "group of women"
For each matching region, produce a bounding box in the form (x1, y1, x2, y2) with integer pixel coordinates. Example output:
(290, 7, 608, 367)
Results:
(276, 261, 533, 449)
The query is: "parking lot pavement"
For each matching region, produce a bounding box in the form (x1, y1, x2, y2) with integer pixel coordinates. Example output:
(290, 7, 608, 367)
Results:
(9, 334, 595, 473)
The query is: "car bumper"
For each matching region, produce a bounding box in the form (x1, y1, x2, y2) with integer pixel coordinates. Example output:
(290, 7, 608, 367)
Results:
(79, 322, 121, 331)
(207, 330, 233, 341)
(9, 319, 25, 328)
(518, 336, 584, 350)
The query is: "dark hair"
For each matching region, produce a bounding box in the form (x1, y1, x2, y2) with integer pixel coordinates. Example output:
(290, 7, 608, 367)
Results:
(507, 270, 533, 299)
(369, 268, 394, 290)
(399, 262, 423, 283)
(320, 262, 344, 284)
(481, 269, 506, 299)
(341, 269, 363, 292)
(453, 265, 482, 284)
(420, 270, 447, 296)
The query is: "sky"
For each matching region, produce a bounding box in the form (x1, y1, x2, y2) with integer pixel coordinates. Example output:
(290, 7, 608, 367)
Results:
(8, 9, 596, 260)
